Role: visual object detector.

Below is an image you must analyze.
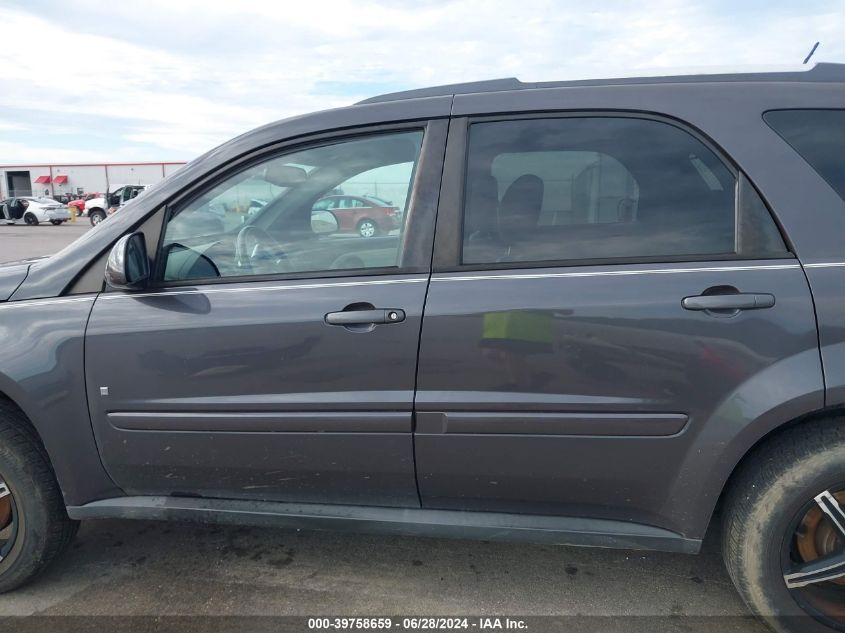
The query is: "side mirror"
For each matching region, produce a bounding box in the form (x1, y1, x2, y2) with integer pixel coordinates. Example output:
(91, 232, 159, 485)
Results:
(105, 233, 150, 289)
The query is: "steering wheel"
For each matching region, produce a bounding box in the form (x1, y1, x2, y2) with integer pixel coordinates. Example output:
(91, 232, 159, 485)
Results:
(234, 225, 288, 274)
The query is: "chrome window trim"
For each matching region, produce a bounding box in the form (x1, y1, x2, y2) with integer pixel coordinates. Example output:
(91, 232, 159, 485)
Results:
(0, 296, 96, 311)
(433, 263, 801, 283)
(97, 276, 428, 301)
(804, 262, 845, 268)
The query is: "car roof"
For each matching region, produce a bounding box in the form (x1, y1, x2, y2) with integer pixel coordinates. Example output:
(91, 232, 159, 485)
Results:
(357, 62, 845, 105)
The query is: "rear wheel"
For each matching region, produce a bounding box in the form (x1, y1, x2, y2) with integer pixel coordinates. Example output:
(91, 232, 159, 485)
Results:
(723, 419, 845, 632)
(0, 403, 76, 593)
(357, 218, 377, 238)
(49, 220, 62, 226)
(23, 213, 38, 226)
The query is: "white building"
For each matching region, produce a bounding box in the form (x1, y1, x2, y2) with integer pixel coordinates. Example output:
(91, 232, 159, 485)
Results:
(0, 161, 187, 199)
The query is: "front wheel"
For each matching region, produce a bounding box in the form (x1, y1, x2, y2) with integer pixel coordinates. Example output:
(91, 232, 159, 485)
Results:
(0, 402, 77, 593)
(89, 210, 106, 226)
(723, 419, 845, 632)
(23, 213, 38, 226)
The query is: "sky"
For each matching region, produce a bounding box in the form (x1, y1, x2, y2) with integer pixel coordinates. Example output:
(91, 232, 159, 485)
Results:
(0, 0, 843, 164)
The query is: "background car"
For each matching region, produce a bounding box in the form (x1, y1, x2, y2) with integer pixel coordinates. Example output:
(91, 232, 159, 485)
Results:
(68, 193, 102, 217)
(86, 185, 147, 225)
(0, 197, 70, 225)
(311, 194, 401, 237)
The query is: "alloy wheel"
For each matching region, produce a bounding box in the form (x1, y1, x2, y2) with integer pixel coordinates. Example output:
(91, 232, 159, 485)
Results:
(358, 220, 376, 238)
(783, 487, 845, 629)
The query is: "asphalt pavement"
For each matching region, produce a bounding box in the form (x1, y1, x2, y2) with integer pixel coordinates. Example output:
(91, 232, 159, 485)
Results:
(0, 519, 765, 632)
(0, 220, 91, 263)
(0, 218, 766, 632)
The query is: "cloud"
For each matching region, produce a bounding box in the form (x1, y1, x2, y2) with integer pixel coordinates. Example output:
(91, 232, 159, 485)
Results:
(0, 122, 29, 132)
(0, 140, 115, 164)
(0, 0, 843, 162)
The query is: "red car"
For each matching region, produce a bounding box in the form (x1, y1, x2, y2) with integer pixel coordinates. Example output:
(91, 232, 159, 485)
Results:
(68, 193, 102, 217)
(311, 194, 401, 237)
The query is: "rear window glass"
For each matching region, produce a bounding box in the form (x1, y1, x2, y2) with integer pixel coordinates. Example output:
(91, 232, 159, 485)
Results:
(463, 117, 735, 265)
(462, 116, 788, 266)
(764, 109, 845, 202)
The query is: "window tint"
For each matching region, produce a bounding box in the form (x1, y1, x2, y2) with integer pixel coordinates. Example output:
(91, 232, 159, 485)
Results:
(462, 117, 782, 266)
(764, 109, 845, 203)
(161, 130, 422, 282)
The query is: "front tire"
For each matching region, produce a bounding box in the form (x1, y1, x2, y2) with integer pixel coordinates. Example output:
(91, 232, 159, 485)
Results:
(23, 213, 38, 226)
(0, 402, 76, 593)
(89, 209, 106, 226)
(723, 419, 845, 632)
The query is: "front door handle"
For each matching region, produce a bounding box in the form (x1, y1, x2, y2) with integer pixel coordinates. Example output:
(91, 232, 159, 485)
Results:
(325, 308, 405, 326)
(682, 293, 775, 311)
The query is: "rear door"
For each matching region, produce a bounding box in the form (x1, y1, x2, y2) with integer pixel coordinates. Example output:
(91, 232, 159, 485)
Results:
(85, 121, 447, 507)
(415, 114, 819, 529)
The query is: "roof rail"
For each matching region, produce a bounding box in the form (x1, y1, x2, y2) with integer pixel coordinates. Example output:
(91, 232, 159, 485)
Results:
(356, 78, 524, 104)
(356, 63, 845, 105)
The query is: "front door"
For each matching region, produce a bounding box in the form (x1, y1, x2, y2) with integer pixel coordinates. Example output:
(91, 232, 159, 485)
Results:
(85, 123, 445, 507)
(415, 115, 819, 530)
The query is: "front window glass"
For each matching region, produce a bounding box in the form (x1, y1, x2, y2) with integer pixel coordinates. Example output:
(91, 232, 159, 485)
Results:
(161, 130, 423, 281)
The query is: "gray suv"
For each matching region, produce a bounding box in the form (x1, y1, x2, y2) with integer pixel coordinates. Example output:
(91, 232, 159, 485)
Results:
(1, 64, 845, 632)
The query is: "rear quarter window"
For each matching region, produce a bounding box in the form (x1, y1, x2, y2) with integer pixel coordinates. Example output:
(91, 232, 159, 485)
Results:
(764, 109, 845, 202)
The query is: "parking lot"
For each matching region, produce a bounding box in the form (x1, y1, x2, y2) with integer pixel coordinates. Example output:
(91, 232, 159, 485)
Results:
(0, 223, 766, 631)
(0, 221, 91, 263)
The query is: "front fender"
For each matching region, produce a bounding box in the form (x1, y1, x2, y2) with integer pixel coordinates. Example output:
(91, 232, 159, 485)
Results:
(0, 295, 121, 505)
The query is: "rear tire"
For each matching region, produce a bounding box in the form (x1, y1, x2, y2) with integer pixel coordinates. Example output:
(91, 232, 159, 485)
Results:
(357, 218, 377, 238)
(50, 220, 62, 226)
(0, 402, 76, 593)
(722, 419, 845, 633)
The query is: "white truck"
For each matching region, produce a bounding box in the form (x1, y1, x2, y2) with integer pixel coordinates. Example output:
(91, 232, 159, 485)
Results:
(85, 184, 147, 226)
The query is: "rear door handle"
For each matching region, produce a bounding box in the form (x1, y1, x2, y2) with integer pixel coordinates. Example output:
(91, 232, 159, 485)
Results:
(681, 293, 775, 311)
(325, 309, 405, 326)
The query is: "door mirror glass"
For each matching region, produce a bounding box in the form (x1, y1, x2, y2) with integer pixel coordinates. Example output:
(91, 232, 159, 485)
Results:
(310, 209, 338, 234)
(105, 232, 150, 289)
